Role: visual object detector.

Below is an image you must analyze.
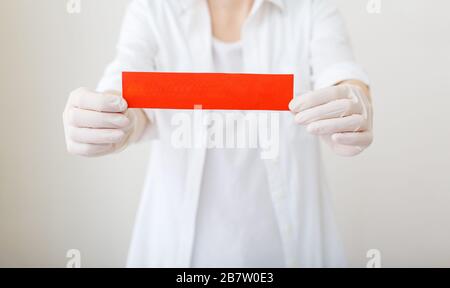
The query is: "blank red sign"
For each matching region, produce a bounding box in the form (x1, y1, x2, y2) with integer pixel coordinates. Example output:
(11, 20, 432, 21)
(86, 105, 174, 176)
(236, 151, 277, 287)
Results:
(122, 72, 293, 111)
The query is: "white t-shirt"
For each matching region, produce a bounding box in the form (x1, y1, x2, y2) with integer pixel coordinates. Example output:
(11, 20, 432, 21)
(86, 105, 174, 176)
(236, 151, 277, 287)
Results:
(191, 38, 285, 268)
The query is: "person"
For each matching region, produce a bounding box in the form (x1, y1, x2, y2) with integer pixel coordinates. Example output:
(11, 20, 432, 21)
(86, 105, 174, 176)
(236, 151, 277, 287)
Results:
(62, 0, 373, 268)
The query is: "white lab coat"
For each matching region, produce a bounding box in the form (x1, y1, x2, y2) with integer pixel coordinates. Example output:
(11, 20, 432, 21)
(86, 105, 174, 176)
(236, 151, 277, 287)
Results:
(97, 0, 369, 268)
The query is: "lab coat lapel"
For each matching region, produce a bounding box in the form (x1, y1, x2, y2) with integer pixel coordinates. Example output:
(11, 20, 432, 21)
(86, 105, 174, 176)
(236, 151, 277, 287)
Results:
(242, 4, 296, 267)
(179, 0, 214, 72)
(243, 1, 283, 73)
(178, 1, 212, 267)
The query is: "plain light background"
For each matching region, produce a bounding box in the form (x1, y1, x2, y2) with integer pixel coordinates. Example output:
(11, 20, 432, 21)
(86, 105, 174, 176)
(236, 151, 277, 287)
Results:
(0, 0, 449, 267)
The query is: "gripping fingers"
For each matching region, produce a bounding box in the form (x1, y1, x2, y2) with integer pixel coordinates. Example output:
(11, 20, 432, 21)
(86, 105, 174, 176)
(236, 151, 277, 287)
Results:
(289, 85, 350, 113)
(68, 126, 126, 145)
(320, 135, 363, 157)
(294, 98, 361, 125)
(332, 131, 373, 147)
(66, 141, 114, 157)
(331, 143, 364, 157)
(69, 87, 127, 113)
(68, 107, 130, 129)
(307, 114, 367, 135)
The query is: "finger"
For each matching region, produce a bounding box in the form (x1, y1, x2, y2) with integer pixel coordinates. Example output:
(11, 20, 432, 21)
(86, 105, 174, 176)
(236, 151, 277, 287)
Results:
(66, 141, 113, 157)
(332, 144, 364, 157)
(332, 131, 373, 147)
(68, 107, 130, 129)
(68, 126, 126, 144)
(69, 87, 127, 113)
(289, 85, 349, 113)
(307, 114, 367, 135)
(294, 98, 361, 125)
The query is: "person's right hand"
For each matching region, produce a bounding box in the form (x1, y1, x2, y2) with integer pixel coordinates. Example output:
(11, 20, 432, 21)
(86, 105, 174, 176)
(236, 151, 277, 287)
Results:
(63, 87, 132, 157)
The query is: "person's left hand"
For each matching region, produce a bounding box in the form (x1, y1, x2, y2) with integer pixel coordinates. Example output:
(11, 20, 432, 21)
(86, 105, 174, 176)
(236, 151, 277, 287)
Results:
(289, 83, 373, 157)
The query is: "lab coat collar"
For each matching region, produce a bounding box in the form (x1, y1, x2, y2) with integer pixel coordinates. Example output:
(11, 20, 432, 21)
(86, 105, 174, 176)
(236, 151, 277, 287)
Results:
(178, 0, 285, 14)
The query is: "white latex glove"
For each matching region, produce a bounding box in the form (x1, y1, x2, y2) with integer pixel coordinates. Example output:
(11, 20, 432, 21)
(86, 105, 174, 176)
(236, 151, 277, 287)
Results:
(289, 84, 373, 157)
(63, 87, 147, 157)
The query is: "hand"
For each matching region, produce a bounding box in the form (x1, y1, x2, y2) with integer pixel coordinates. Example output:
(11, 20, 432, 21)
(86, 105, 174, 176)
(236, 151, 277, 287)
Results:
(63, 87, 132, 157)
(289, 83, 373, 157)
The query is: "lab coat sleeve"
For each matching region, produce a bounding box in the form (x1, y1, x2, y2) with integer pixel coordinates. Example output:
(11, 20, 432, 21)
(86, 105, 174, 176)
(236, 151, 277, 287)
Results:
(310, 0, 370, 89)
(97, 0, 158, 141)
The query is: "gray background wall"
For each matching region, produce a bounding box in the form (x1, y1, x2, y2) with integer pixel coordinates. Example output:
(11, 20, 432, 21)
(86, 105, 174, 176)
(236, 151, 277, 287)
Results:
(0, 0, 449, 267)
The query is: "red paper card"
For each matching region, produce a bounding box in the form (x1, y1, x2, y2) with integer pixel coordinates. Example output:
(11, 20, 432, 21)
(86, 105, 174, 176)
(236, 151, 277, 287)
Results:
(122, 72, 293, 111)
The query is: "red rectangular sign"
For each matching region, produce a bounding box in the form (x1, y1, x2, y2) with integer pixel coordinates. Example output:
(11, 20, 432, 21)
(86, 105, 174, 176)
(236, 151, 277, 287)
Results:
(122, 72, 293, 111)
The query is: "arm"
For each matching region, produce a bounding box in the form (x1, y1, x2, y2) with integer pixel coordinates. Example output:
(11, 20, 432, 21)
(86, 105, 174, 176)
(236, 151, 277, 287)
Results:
(290, 0, 373, 157)
(63, 0, 156, 157)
